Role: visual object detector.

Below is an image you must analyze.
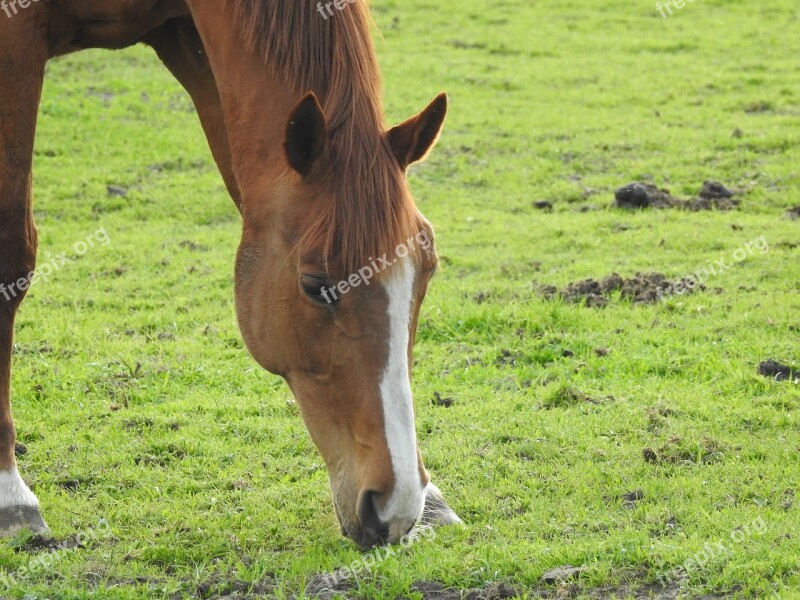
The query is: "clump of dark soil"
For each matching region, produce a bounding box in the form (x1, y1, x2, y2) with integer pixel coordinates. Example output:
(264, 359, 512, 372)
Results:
(307, 575, 522, 600)
(621, 490, 645, 507)
(412, 581, 519, 600)
(698, 180, 734, 200)
(538, 272, 705, 307)
(540, 385, 599, 409)
(614, 183, 680, 209)
(643, 436, 727, 466)
(614, 181, 739, 211)
(309, 575, 685, 599)
(13, 534, 83, 553)
(540, 566, 586, 584)
(432, 391, 455, 407)
(196, 577, 275, 599)
(785, 206, 800, 220)
(758, 359, 799, 382)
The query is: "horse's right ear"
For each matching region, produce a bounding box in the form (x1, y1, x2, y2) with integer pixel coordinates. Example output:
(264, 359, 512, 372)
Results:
(285, 93, 327, 177)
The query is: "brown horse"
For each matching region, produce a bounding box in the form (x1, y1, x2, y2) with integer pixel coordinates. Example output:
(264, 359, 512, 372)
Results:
(0, 0, 460, 548)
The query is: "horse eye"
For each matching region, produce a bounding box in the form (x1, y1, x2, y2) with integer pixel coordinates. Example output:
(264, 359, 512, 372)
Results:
(300, 275, 335, 305)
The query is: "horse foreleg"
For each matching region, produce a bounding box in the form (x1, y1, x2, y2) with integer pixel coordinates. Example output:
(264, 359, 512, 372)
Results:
(143, 19, 243, 212)
(0, 20, 49, 537)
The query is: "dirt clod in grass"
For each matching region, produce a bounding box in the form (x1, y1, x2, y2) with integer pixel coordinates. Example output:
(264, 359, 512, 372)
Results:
(614, 181, 739, 211)
(14, 442, 27, 457)
(540, 385, 599, 409)
(495, 349, 519, 366)
(540, 565, 586, 584)
(622, 490, 645, 506)
(685, 194, 739, 211)
(615, 183, 678, 209)
(408, 581, 520, 600)
(432, 391, 455, 408)
(647, 406, 677, 432)
(698, 180, 734, 200)
(55, 477, 89, 491)
(475, 582, 520, 599)
(309, 577, 521, 600)
(538, 272, 705, 307)
(782, 489, 795, 511)
(533, 200, 554, 211)
(195, 577, 275, 599)
(642, 436, 727, 466)
(14, 533, 83, 554)
(643, 448, 659, 464)
(179, 240, 209, 252)
(785, 206, 800, 220)
(758, 359, 799, 382)
(106, 184, 127, 197)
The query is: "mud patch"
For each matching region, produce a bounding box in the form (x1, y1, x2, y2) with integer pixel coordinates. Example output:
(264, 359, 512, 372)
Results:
(196, 577, 275, 599)
(309, 578, 521, 600)
(540, 565, 586, 584)
(614, 181, 739, 211)
(540, 385, 601, 409)
(643, 436, 727, 466)
(413, 581, 519, 600)
(538, 272, 705, 307)
(12, 533, 84, 554)
(432, 391, 455, 408)
(758, 359, 799, 382)
(86, 572, 701, 600)
(307, 576, 691, 599)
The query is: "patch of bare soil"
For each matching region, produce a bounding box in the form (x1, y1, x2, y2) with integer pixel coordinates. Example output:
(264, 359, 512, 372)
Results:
(758, 359, 799, 382)
(98, 572, 732, 600)
(642, 436, 728, 466)
(304, 576, 716, 599)
(13, 533, 84, 553)
(785, 206, 800, 220)
(614, 181, 739, 211)
(538, 272, 705, 307)
(196, 578, 275, 599)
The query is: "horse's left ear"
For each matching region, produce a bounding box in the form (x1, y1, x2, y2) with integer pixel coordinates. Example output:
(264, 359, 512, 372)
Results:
(285, 92, 327, 177)
(388, 93, 447, 170)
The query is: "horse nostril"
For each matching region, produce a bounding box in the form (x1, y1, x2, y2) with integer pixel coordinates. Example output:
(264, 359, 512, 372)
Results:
(357, 490, 388, 544)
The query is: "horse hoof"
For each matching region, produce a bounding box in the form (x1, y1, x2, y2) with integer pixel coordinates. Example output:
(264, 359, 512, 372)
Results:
(0, 504, 49, 537)
(0, 469, 49, 537)
(422, 482, 463, 527)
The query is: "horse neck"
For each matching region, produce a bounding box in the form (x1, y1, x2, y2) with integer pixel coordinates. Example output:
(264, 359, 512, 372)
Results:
(188, 4, 301, 202)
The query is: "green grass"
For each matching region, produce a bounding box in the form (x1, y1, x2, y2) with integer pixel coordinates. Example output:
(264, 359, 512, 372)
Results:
(2, 0, 799, 598)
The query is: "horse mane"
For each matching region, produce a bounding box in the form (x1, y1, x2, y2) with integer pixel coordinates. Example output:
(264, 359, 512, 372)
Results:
(231, 0, 424, 275)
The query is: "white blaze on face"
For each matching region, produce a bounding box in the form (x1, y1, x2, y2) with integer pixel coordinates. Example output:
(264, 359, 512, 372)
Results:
(378, 258, 425, 538)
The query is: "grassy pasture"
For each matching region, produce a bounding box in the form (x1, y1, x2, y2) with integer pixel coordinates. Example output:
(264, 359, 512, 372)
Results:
(1, 0, 799, 598)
